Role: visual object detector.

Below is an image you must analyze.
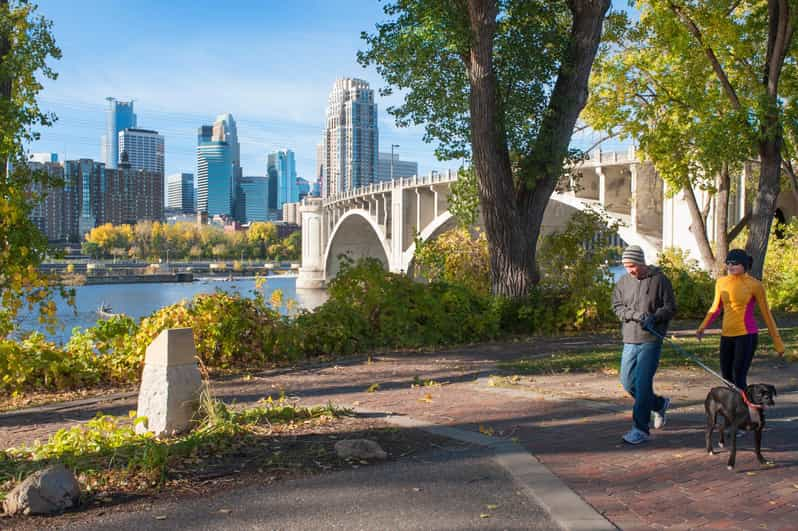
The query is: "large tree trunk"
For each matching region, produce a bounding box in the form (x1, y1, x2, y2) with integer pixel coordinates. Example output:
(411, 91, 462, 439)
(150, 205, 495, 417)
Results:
(466, 0, 610, 296)
(745, 0, 793, 279)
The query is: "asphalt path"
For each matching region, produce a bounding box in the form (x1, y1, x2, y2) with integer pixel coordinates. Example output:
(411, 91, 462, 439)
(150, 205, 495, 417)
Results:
(59, 444, 559, 531)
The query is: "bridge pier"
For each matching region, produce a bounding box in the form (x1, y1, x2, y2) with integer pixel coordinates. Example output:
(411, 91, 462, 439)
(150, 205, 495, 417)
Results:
(297, 198, 326, 289)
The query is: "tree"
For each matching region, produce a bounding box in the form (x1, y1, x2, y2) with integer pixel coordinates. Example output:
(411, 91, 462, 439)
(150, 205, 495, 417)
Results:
(1, 0, 64, 336)
(585, 1, 796, 278)
(360, 0, 611, 296)
(584, 3, 753, 274)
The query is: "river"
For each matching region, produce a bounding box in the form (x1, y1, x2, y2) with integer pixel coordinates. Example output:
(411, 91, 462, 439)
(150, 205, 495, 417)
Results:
(17, 276, 328, 344)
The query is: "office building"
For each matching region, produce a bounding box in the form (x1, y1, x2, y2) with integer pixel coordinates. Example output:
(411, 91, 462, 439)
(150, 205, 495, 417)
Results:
(101, 98, 136, 169)
(196, 114, 241, 218)
(297, 177, 311, 200)
(266, 152, 279, 215)
(239, 176, 269, 222)
(267, 149, 298, 210)
(28, 161, 75, 242)
(118, 128, 165, 175)
(167, 173, 195, 214)
(376, 152, 418, 182)
(322, 78, 378, 197)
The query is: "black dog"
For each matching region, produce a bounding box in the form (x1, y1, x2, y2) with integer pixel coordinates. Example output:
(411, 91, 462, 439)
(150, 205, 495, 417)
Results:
(704, 383, 777, 470)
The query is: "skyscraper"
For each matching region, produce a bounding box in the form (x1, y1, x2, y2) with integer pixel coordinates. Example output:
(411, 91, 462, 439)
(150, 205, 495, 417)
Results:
(101, 98, 136, 169)
(322, 78, 378, 197)
(239, 176, 269, 222)
(266, 153, 279, 215)
(118, 128, 164, 175)
(167, 173, 195, 214)
(376, 152, 418, 182)
(196, 114, 241, 218)
(268, 149, 298, 209)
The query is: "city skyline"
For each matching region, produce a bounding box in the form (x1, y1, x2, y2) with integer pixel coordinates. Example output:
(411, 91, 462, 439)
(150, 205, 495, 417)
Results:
(24, 2, 457, 184)
(26, 1, 629, 185)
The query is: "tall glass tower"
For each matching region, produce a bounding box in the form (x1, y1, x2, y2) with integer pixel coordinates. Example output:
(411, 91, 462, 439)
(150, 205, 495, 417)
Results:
(101, 98, 136, 169)
(268, 149, 298, 210)
(196, 114, 241, 218)
(322, 78, 378, 197)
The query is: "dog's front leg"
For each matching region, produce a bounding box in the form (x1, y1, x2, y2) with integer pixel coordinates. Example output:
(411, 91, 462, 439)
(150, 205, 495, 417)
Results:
(727, 425, 738, 470)
(706, 416, 715, 455)
(755, 429, 773, 465)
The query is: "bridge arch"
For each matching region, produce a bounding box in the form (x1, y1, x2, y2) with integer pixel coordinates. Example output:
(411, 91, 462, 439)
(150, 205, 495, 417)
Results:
(400, 212, 458, 274)
(323, 209, 392, 281)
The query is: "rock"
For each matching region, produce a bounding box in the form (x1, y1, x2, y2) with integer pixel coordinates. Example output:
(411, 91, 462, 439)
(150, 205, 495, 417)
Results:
(136, 328, 203, 437)
(2, 464, 80, 516)
(334, 439, 387, 460)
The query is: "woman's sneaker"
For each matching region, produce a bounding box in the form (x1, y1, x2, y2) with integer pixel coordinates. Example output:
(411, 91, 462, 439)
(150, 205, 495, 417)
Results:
(652, 397, 671, 430)
(622, 427, 650, 445)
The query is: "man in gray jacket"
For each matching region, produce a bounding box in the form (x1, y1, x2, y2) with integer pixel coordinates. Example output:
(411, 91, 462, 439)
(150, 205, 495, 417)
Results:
(612, 245, 677, 445)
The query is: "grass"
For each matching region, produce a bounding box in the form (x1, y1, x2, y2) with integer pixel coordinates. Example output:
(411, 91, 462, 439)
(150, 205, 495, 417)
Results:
(0, 393, 350, 502)
(498, 326, 798, 375)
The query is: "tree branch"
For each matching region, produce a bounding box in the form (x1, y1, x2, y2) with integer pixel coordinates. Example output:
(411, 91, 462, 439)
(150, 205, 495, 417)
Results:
(668, 2, 742, 110)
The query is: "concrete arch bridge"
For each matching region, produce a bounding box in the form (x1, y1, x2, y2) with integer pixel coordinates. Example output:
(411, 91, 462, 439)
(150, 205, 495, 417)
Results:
(296, 152, 666, 288)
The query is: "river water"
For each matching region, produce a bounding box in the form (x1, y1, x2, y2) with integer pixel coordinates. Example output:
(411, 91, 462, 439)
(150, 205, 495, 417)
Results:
(17, 276, 328, 344)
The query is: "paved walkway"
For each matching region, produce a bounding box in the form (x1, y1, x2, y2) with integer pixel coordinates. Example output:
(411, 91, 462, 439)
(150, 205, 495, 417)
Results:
(3, 331, 798, 530)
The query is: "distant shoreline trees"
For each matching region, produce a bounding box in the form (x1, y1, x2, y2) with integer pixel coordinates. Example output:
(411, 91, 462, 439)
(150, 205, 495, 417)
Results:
(81, 221, 301, 262)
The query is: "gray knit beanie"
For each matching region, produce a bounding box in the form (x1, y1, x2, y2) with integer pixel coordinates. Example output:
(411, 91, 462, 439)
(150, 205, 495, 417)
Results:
(621, 245, 646, 265)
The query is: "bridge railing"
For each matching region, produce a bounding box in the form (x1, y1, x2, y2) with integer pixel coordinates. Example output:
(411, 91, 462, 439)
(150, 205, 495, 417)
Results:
(322, 170, 459, 206)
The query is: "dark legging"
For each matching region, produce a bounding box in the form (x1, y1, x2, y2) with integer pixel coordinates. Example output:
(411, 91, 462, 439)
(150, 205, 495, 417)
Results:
(719, 334, 758, 389)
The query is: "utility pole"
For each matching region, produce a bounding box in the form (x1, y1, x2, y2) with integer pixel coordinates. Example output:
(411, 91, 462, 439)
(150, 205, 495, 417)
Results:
(390, 144, 400, 181)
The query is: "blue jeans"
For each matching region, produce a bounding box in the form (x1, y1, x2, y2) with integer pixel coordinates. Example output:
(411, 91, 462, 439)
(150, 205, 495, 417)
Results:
(620, 341, 666, 434)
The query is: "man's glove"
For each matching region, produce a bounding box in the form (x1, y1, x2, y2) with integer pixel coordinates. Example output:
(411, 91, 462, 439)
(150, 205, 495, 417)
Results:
(641, 314, 656, 331)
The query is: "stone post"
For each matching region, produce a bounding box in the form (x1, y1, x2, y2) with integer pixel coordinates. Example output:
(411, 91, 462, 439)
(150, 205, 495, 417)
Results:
(136, 328, 203, 437)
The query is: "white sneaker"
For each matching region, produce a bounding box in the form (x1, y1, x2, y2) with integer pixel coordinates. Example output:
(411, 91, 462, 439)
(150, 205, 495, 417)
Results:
(652, 397, 670, 430)
(622, 427, 650, 445)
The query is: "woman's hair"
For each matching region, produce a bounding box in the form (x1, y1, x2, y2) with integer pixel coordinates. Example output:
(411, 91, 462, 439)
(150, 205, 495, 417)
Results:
(726, 248, 753, 271)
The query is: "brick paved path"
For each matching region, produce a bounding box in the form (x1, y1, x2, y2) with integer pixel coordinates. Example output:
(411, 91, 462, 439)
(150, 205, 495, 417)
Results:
(4, 333, 798, 530)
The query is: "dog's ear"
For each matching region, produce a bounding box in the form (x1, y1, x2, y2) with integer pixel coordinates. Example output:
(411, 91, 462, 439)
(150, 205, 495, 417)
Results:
(769, 384, 777, 397)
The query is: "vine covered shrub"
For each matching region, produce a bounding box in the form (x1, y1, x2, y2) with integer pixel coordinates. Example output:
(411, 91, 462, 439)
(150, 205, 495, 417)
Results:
(657, 247, 714, 318)
(132, 291, 292, 369)
(764, 219, 798, 312)
(414, 228, 490, 295)
(532, 210, 621, 331)
(301, 258, 499, 352)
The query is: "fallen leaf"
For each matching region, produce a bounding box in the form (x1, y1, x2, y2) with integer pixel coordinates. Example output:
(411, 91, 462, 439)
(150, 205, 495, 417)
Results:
(219, 508, 232, 514)
(480, 513, 490, 519)
(486, 504, 498, 510)
(412, 487, 423, 492)
(419, 393, 433, 403)
(155, 515, 167, 520)
(746, 472, 757, 476)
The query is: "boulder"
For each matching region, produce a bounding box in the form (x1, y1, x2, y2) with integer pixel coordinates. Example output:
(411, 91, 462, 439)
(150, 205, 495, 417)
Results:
(2, 464, 80, 516)
(334, 439, 387, 460)
(136, 328, 203, 437)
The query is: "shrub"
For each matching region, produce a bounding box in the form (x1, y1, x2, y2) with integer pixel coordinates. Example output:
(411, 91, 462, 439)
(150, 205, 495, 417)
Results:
(414, 228, 490, 295)
(764, 219, 798, 312)
(532, 210, 620, 331)
(657, 247, 714, 318)
(307, 258, 499, 351)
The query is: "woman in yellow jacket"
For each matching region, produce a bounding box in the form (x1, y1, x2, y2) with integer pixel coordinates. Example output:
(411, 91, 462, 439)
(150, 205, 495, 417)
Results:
(696, 249, 785, 389)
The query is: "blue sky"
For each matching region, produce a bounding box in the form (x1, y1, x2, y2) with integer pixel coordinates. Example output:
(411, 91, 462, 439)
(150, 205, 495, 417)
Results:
(29, 0, 629, 181)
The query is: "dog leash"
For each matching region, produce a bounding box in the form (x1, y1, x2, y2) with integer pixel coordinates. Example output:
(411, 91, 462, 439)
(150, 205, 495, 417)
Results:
(643, 324, 762, 410)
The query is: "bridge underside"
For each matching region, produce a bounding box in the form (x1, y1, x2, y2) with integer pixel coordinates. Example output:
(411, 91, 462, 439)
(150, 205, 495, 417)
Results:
(324, 211, 390, 281)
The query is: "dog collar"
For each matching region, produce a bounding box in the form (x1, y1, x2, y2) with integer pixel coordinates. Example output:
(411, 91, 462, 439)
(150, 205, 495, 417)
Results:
(740, 389, 763, 410)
